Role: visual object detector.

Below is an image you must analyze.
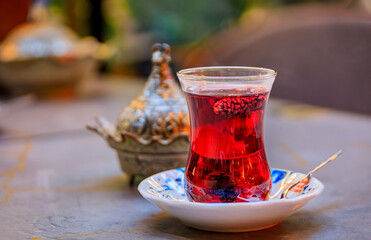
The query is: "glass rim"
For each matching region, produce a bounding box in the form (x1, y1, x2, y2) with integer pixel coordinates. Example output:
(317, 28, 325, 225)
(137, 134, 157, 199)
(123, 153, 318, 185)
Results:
(177, 66, 277, 81)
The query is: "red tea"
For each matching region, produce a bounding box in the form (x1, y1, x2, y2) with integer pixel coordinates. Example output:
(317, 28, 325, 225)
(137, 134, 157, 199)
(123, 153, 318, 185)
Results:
(184, 87, 271, 203)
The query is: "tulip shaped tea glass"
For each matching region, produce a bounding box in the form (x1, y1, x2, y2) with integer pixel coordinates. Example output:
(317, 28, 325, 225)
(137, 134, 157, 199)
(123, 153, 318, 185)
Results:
(177, 67, 276, 203)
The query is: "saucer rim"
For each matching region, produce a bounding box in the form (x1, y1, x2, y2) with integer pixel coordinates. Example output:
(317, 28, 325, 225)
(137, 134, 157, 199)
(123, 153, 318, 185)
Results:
(138, 167, 324, 207)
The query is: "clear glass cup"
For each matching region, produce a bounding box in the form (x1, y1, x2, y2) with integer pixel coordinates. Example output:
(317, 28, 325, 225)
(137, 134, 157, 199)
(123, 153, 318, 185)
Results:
(177, 66, 276, 203)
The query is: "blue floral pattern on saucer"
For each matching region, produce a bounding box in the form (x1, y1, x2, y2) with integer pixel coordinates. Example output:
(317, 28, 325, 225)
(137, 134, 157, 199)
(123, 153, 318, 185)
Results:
(144, 168, 319, 201)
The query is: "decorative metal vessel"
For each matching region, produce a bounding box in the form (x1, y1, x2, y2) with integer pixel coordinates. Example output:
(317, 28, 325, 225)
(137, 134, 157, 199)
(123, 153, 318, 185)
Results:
(88, 43, 190, 184)
(0, 2, 101, 95)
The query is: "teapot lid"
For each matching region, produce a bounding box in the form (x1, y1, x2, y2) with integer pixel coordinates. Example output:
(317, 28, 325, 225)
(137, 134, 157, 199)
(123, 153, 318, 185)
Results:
(116, 43, 190, 145)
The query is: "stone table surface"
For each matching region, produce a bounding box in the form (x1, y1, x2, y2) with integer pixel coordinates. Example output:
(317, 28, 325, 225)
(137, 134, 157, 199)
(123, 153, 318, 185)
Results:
(0, 77, 370, 240)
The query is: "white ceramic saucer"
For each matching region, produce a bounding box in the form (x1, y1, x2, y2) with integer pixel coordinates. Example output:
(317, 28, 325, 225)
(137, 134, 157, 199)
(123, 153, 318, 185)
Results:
(138, 168, 324, 232)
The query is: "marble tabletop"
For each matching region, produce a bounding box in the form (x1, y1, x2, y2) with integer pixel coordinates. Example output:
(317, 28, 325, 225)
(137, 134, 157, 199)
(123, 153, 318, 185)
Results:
(0, 77, 370, 240)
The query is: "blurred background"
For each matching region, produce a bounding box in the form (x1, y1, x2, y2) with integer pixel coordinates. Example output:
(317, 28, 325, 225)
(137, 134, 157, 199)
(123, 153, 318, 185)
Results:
(0, 0, 370, 113)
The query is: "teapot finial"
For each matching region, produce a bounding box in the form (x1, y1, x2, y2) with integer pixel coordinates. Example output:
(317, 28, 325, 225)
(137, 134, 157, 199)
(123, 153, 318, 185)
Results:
(28, 1, 49, 23)
(151, 43, 171, 65)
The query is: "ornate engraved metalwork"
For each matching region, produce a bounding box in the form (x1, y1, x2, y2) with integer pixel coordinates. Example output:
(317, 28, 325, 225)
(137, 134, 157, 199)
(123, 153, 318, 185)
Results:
(88, 43, 190, 184)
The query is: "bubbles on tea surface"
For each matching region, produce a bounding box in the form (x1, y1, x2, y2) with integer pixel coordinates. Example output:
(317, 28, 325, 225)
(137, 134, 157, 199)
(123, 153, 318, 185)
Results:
(213, 94, 267, 118)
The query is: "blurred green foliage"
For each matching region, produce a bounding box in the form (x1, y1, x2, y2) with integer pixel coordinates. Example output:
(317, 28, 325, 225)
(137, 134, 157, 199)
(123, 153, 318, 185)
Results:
(49, 0, 91, 37)
(126, 0, 344, 44)
(127, 0, 250, 44)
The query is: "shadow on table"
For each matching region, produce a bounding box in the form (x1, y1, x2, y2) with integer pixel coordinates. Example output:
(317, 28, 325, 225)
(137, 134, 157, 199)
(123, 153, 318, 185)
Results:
(140, 210, 328, 239)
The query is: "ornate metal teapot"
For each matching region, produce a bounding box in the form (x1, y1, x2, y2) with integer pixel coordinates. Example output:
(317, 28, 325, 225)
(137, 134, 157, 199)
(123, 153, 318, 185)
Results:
(88, 43, 190, 184)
